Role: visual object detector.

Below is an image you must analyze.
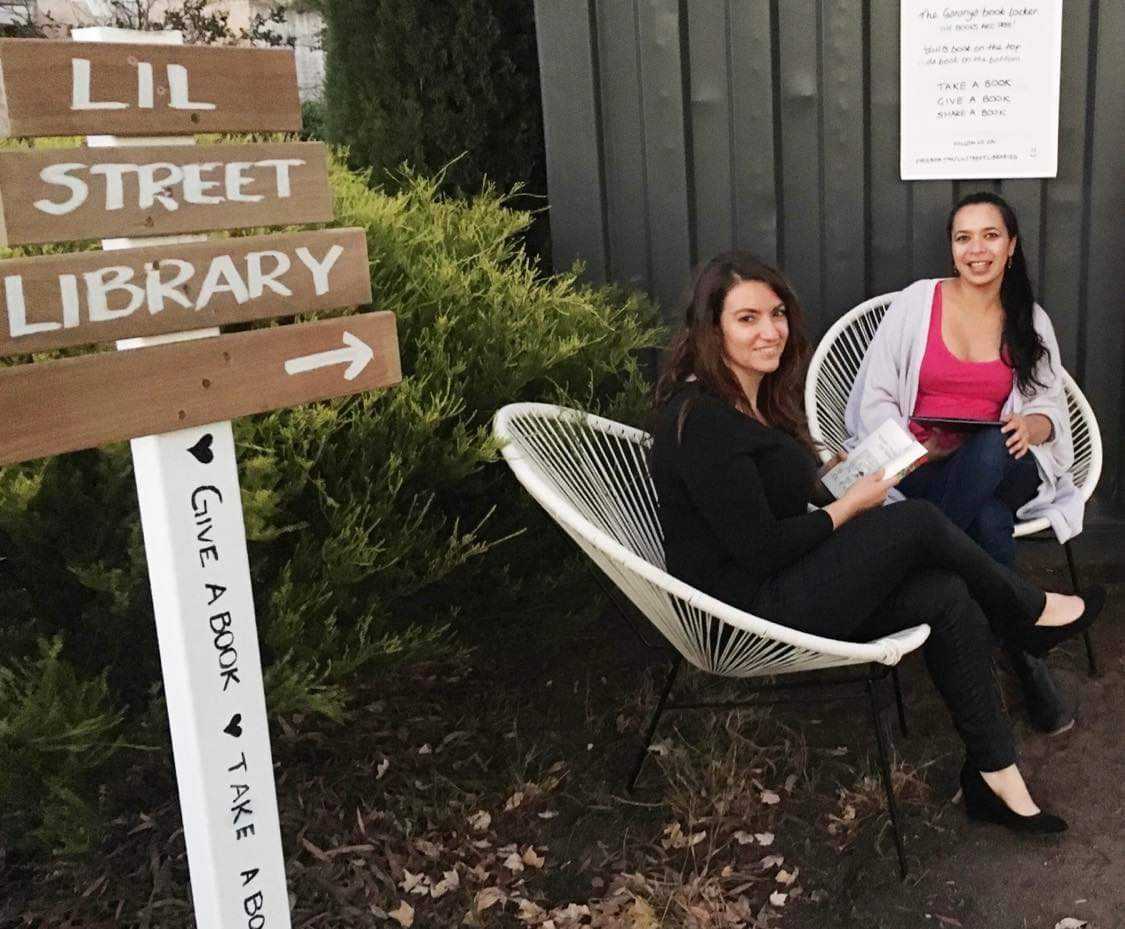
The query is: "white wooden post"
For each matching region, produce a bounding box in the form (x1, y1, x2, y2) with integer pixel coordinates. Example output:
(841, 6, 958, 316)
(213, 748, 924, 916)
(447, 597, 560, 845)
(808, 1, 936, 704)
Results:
(73, 27, 292, 929)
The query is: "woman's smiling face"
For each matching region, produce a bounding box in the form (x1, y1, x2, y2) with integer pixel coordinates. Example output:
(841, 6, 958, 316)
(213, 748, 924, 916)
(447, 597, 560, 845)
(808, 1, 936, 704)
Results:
(718, 278, 789, 386)
(950, 201, 1017, 287)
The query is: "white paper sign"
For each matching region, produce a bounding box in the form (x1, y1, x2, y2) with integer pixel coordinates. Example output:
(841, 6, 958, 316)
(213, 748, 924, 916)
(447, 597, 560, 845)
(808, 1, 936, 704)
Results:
(900, 1, 1062, 179)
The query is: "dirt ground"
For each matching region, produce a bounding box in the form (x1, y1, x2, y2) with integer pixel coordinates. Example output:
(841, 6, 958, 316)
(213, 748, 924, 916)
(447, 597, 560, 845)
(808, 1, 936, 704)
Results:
(778, 512, 1125, 929)
(3, 512, 1122, 929)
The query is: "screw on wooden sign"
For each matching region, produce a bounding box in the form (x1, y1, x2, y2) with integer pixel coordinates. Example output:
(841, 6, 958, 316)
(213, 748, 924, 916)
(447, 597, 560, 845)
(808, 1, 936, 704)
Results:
(0, 39, 302, 137)
(0, 228, 373, 356)
(0, 312, 401, 466)
(0, 141, 333, 245)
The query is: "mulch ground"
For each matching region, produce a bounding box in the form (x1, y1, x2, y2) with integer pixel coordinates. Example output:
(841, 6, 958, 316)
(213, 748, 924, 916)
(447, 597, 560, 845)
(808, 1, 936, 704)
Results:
(2, 518, 1122, 929)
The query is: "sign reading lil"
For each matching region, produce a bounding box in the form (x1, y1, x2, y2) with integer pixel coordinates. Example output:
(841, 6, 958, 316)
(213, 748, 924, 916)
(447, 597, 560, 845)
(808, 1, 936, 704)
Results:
(0, 39, 301, 136)
(0, 28, 402, 929)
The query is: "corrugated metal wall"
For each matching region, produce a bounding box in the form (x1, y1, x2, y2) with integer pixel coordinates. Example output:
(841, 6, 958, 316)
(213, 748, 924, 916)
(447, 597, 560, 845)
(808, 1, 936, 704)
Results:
(534, 0, 1125, 509)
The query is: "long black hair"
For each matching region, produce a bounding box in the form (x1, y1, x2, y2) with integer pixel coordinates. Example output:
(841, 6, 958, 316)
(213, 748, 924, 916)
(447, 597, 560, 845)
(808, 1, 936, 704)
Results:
(653, 252, 814, 447)
(946, 191, 1048, 396)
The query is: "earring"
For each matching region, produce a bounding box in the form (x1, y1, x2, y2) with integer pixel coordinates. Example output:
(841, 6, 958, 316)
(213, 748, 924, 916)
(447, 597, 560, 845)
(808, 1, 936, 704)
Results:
(1007, 257, 1013, 269)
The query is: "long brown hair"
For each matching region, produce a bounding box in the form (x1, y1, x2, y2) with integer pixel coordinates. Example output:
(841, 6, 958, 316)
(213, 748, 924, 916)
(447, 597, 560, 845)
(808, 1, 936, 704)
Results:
(653, 252, 814, 447)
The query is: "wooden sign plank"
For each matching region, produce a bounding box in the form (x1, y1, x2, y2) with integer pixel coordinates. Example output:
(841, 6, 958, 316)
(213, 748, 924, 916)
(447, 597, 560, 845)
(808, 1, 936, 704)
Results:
(0, 312, 401, 465)
(0, 39, 301, 138)
(0, 141, 332, 246)
(0, 227, 372, 356)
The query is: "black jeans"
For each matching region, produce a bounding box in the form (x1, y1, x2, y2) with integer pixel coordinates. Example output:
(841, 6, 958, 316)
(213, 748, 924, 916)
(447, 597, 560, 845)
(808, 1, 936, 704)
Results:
(748, 499, 1046, 771)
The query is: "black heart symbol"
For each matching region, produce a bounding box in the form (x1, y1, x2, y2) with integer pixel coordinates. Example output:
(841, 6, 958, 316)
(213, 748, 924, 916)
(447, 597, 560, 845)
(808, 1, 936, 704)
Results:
(188, 433, 214, 464)
(223, 713, 243, 738)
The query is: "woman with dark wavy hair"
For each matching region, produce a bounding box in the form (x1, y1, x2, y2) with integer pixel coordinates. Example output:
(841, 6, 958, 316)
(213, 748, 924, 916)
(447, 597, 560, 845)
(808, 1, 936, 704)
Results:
(651, 251, 1103, 836)
(845, 192, 1082, 736)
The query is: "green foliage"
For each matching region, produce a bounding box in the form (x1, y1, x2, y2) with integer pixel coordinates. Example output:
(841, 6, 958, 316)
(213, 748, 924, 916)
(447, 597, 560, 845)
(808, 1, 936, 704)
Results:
(321, 0, 544, 201)
(0, 147, 661, 853)
(0, 638, 128, 854)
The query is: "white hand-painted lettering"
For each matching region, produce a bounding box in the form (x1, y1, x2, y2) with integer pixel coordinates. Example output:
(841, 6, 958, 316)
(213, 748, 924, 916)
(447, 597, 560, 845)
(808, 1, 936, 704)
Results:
(5, 276, 60, 338)
(70, 57, 216, 112)
(294, 245, 343, 296)
(33, 159, 307, 216)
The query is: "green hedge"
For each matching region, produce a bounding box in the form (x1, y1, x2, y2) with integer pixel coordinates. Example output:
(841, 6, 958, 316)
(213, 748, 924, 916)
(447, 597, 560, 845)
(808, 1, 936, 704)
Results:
(0, 149, 661, 853)
(321, 0, 544, 200)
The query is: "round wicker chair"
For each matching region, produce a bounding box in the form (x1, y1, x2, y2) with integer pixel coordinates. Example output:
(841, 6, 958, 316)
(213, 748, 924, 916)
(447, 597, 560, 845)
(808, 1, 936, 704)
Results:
(805, 292, 1103, 673)
(494, 401, 930, 877)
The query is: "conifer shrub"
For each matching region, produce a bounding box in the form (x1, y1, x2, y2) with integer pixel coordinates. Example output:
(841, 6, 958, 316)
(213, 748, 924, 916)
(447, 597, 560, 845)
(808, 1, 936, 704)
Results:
(321, 0, 544, 201)
(0, 147, 661, 852)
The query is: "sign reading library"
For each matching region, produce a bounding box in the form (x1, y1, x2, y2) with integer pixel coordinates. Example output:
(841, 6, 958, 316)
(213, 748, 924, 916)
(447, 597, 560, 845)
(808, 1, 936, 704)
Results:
(900, 1, 1062, 179)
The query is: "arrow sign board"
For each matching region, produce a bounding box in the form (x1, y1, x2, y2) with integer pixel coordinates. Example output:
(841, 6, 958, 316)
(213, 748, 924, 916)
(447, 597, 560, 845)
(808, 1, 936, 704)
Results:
(0, 39, 302, 137)
(0, 227, 372, 356)
(0, 141, 332, 245)
(0, 312, 400, 465)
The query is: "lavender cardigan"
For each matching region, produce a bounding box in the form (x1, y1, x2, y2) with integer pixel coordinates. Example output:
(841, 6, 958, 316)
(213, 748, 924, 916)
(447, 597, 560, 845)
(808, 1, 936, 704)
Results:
(843, 278, 1083, 543)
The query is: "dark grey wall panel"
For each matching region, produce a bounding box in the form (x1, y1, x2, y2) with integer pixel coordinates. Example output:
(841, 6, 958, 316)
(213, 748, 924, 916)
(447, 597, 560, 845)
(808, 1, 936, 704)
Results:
(776, 0, 822, 324)
(1085, 0, 1125, 501)
(868, 0, 911, 297)
(637, 0, 693, 318)
(1042, 0, 1092, 373)
(533, 0, 606, 281)
(687, 0, 735, 263)
(729, 0, 779, 264)
(598, 0, 650, 291)
(820, 0, 865, 326)
(536, 0, 1125, 505)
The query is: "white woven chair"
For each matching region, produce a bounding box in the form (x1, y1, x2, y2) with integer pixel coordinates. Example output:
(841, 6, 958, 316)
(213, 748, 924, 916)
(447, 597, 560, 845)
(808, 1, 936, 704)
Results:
(805, 292, 1104, 674)
(494, 402, 931, 878)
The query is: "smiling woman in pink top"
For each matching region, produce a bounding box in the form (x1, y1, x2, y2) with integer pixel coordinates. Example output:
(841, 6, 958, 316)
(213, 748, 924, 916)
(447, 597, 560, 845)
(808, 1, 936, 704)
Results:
(845, 192, 1085, 739)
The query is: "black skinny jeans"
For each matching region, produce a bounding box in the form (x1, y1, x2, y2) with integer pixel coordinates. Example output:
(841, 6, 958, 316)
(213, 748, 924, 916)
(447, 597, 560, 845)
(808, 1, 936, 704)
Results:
(746, 499, 1047, 771)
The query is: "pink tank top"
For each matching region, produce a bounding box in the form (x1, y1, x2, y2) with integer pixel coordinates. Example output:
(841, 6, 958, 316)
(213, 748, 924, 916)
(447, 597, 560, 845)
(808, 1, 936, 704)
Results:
(909, 281, 1013, 446)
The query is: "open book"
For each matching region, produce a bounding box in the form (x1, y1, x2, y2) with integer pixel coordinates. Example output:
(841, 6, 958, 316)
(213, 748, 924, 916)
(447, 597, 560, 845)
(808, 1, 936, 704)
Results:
(820, 419, 927, 500)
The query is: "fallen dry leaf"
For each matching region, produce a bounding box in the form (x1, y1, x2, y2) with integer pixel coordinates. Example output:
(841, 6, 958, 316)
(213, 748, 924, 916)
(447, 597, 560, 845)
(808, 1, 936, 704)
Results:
(629, 897, 660, 929)
(1054, 921, 1087, 929)
(760, 854, 785, 870)
(467, 810, 492, 832)
(538, 810, 559, 819)
(476, 887, 505, 912)
(503, 852, 525, 873)
(431, 869, 460, 899)
(376, 758, 390, 779)
(522, 847, 546, 869)
(388, 900, 414, 927)
(300, 837, 330, 862)
(761, 790, 781, 805)
(733, 830, 755, 845)
(776, 867, 799, 886)
(755, 832, 775, 846)
(504, 791, 525, 811)
(769, 891, 787, 907)
(517, 898, 546, 922)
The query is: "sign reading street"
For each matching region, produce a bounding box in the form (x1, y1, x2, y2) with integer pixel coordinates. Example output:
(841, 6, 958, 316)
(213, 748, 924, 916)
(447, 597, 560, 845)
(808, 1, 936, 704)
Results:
(0, 227, 372, 356)
(0, 312, 401, 465)
(0, 39, 301, 137)
(0, 141, 333, 245)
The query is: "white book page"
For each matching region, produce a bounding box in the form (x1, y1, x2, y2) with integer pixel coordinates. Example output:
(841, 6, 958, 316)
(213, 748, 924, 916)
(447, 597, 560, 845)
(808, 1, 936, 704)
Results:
(821, 419, 927, 500)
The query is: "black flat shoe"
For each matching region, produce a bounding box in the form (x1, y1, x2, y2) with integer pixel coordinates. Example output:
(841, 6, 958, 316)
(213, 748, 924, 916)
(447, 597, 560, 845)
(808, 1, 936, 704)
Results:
(1014, 585, 1106, 659)
(1004, 646, 1075, 735)
(959, 762, 1067, 835)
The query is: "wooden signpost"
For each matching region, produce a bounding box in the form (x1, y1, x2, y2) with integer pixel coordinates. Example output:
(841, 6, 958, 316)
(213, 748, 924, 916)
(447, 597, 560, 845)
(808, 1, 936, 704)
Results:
(0, 27, 401, 929)
(0, 39, 302, 137)
(0, 227, 372, 355)
(0, 141, 333, 244)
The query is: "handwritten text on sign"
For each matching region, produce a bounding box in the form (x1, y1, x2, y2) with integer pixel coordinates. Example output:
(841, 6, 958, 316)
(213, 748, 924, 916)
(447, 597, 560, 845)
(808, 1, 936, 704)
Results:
(0, 141, 333, 245)
(900, 1, 1062, 179)
(0, 39, 301, 137)
(0, 312, 401, 465)
(0, 228, 372, 356)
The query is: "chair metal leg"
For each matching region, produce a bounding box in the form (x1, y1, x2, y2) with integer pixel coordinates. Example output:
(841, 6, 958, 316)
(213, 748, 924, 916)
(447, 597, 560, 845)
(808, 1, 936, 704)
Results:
(627, 658, 682, 792)
(891, 666, 909, 738)
(867, 675, 908, 880)
(1064, 540, 1098, 677)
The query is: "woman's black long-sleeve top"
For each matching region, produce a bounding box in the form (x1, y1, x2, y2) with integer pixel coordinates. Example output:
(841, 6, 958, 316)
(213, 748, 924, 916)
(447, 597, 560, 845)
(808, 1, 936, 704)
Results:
(651, 384, 834, 608)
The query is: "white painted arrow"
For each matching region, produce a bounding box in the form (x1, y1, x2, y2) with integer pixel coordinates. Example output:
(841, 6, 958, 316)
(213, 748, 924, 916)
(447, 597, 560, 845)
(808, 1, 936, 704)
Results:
(284, 330, 374, 381)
